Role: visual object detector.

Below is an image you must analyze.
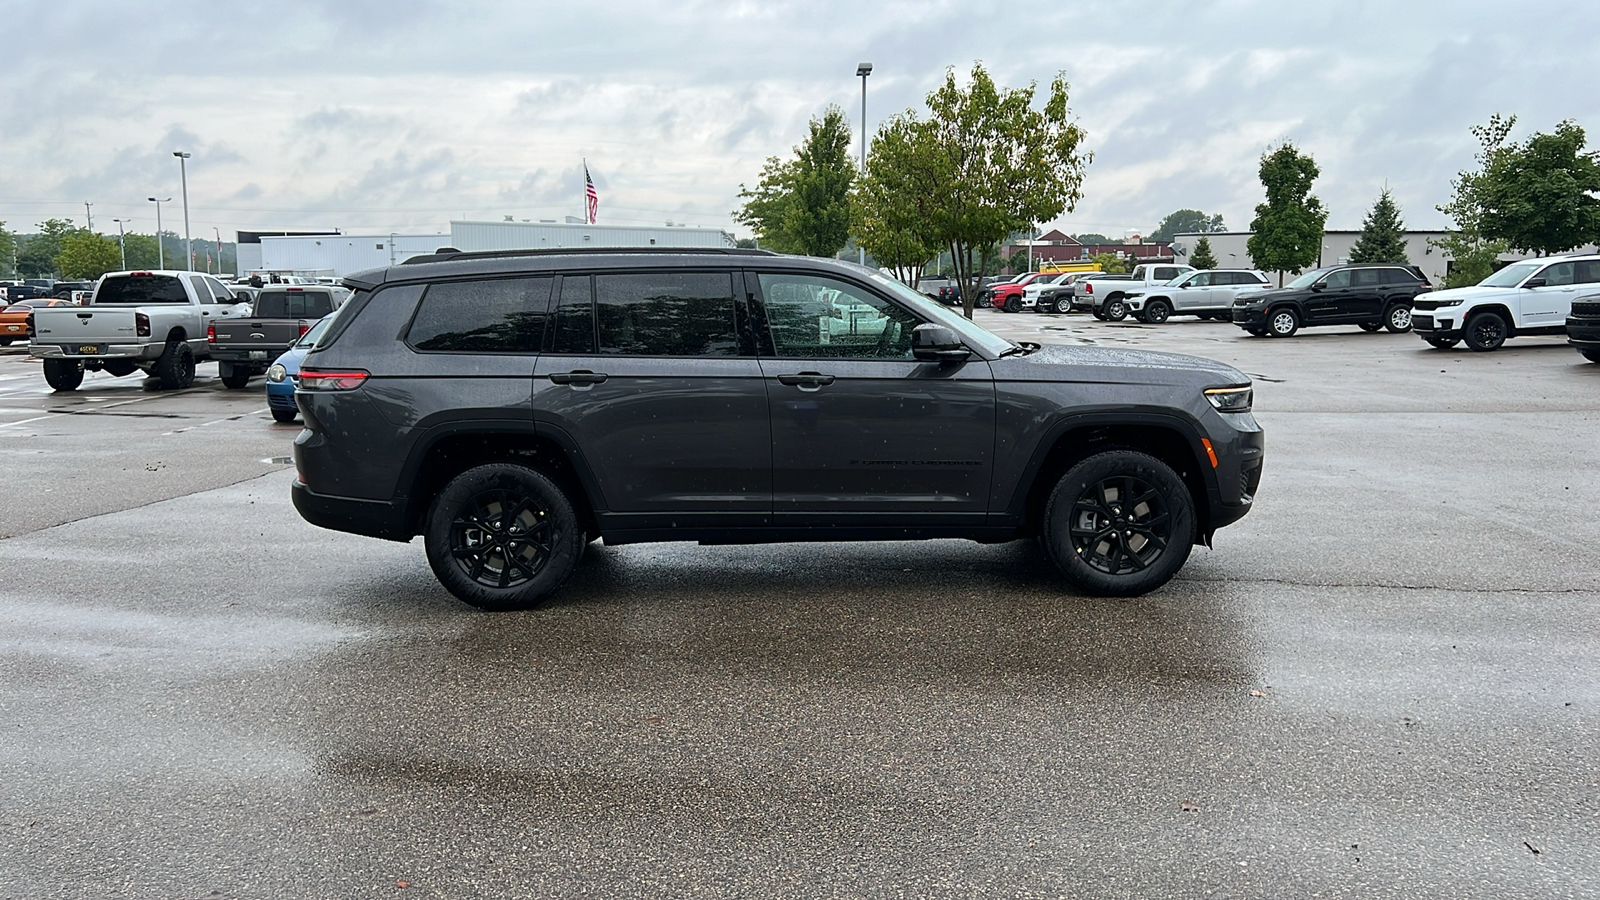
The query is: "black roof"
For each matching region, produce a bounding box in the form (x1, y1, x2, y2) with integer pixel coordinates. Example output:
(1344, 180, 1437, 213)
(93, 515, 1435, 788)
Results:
(345, 247, 830, 290)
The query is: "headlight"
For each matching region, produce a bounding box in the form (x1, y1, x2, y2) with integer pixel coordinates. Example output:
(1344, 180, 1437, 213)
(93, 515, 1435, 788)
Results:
(1205, 386, 1253, 413)
(266, 363, 288, 383)
(1433, 298, 1463, 307)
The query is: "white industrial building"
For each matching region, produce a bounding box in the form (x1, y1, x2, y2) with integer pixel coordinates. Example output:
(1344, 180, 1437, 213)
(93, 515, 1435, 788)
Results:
(249, 220, 737, 277)
(1171, 231, 1599, 285)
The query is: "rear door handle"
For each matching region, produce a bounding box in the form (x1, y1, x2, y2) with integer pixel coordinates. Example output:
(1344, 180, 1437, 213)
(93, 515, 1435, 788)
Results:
(777, 372, 835, 390)
(549, 370, 608, 386)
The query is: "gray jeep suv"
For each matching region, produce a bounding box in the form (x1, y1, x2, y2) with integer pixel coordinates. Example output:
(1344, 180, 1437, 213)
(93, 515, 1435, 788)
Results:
(291, 248, 1264, 610)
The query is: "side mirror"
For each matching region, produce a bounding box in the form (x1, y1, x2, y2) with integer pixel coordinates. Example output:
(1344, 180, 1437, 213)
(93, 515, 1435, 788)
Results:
(1523, 277, 1547, 289)
(912, 323, 971, 363)
(1309, 282, 1325, 291)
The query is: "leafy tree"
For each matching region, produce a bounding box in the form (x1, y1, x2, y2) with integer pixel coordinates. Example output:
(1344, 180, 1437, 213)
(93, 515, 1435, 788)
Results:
(734, 237, 758, 249)
(1348, 188, 1409, 263)
(852, 145, 939, 286)
(865, 63, 1090, 317)
(1430, 231, 1506, 288)
(0, 221, 15, 277)
(735, 105, 856, 257)
(1433, 116, 1513, 286)
(57, 231, 121, 279)
(1247, 143, 1328, 284)
(1189, 235, 1218, 270)
(1090, 251, 1127, 274)
(1472, 117, 1600, 256)
(17, 218, 79, 276)
(1149, 209, 1225, 243)
(122, 232, 164, 269)
(1074, 233, 1112, 244)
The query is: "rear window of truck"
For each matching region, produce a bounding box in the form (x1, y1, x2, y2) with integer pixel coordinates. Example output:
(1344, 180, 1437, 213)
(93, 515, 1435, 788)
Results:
(96, 275, 188, 304)
(253, 290, 335, 319)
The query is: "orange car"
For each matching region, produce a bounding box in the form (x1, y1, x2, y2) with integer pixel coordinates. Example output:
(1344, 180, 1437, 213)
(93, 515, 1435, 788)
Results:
(0, 298, 74, 346)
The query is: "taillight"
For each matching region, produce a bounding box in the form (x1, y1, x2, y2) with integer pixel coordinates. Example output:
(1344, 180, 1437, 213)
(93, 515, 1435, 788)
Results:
(298, 367, 369, 391)
(206, 322, 216, 343)
(135, 312, 151, 337)
(1085, 283, 1094, 294)
(298, 320, 311, 337)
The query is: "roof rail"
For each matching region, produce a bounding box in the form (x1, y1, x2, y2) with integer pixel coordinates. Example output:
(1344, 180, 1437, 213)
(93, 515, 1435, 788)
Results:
(400, 246, 776, 265)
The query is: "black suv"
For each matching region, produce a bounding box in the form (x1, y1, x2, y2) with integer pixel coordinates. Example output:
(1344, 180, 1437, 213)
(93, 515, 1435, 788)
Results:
(291, 249, 1264, 610)
(1232, 263, 1432, 337)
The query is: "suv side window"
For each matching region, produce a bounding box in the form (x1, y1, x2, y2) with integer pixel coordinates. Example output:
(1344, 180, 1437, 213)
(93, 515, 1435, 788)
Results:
(1186, 272, 1212, 287)
(595, 272, 741, 357)
(1379, 269, 1413, 285)
(1540, 262, 1575, 286)
(1321, 270, 1352, 289)
(1575, 260, 1600, 284)
(550, 275, 596, 353)
(757, 273, 918, 359)
(1352, 269, 1382, 287)
(405, 277, 552, 353)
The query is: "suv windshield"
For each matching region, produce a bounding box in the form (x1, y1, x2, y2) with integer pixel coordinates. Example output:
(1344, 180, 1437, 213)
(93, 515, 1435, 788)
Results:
(867, 272, 1014, 357)
(95, 274, 188, 304)
(1478, 261, 1541, 288)
(1284, 268, 1334, 290)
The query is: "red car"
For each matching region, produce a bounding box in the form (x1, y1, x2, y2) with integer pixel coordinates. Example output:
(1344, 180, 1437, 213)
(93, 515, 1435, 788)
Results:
(987, 272, 1059, 313)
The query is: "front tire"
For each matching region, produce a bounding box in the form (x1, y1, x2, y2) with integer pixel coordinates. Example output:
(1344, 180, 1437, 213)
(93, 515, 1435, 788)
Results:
(1054, 296, 1072, 314)
(1425, 336, 1460, 350)
(155, 340, 195, 389)
(1464, 312, 1508, 351)
(43, 358, 84, 392)
(1266, 307, 1299, 337)
(1384, 305, 1413, 333)
(1004, 295, 1020, 314)
(1142, 299, 1171, 324)
(424, 464, 585, 611)
(1041, 451, 1196, 597)
(271, 408, 299, 424)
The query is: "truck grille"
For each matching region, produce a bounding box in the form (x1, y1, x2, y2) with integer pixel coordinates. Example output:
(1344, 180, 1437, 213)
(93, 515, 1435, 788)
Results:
(1413, 298, 1441, 311)
(1413, 314, 1434, 331)
(1571, 299, 1600, 319)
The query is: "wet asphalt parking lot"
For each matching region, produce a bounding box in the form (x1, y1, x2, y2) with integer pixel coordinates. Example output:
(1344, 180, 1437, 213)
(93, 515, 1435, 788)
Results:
(2, 311, 1598, 899)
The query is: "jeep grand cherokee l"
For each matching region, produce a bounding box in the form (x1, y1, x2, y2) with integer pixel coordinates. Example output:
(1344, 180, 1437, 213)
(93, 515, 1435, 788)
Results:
(291, 249, 1264, 610)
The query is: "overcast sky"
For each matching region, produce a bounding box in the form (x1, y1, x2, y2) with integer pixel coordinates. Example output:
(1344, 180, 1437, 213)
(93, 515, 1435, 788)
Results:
(3, 0, 1597, 244)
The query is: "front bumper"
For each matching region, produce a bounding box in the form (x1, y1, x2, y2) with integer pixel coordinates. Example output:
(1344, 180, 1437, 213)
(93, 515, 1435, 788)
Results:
(266, 380, 298, 411)
(1231, 306, 1268, 327)
(1566, 319, 1600, 349)
(1411, 312, 1462, 340)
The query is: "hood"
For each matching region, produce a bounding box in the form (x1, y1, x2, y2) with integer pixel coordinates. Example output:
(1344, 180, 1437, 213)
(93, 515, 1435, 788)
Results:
(1420, 284, 1516, 303)
(992, 342, 1248, 386)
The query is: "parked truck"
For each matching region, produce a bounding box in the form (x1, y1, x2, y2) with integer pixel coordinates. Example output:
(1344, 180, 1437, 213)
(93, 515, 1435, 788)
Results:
(1070, 263, 1196, 319)
(29, 270, 248, 391)
(208, 284, 349, 388)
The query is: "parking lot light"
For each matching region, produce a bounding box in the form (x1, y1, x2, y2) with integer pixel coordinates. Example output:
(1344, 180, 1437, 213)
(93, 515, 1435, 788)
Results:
(173, 151, 192, 272)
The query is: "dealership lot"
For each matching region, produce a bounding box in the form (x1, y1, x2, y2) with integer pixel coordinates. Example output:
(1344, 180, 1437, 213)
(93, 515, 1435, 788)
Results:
(2, 318, 1597, 897)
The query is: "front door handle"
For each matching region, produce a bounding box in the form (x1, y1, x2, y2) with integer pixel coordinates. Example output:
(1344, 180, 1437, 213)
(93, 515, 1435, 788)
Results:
(777, 372, 835, 391)
(549, 370, 608, 386)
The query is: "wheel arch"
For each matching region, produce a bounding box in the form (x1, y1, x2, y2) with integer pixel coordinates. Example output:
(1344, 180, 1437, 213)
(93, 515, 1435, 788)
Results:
(1010, 415, 1218, 543)
(1465, 303, 1515, 329)
(397, 425, 604, 538)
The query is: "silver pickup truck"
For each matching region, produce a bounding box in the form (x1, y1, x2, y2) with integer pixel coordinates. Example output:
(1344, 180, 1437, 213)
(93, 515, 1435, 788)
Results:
(30, 270, 247, 391)
(210, 285, 349, 388)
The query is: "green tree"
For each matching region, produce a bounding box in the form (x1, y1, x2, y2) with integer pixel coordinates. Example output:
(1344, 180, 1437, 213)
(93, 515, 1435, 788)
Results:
(57, 230, 121, 279)
(17, 218, 78, 276)
(864, 63, 1090, 317)
(1473, 118, 1600, 256)
(1149, 209, 1225, 243)
(852, 120, 941, 287)
(120, 233, 163, 270)
(0, 221, 15, 277)
(734, 105, 856, 257)
(1074, 233, 1112, 244)
(1348, 188, 1409, 263)
(1189, 235, 1218, 270)
(1247, 143, 1328, 284)
(1090, 251, 1127, 274)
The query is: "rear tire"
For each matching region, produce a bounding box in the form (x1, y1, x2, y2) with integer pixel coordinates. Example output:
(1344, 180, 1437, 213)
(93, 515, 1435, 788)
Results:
(1054, 296, 1072, 314)
(155, 340, 195, 390)
(1359, 322, 1383, 333)
(1041, 450, 1196, 597)
(220, 362, 252, 389)
(1384, 305, 1413, 333)
(43, 358, 84, 392)
(271, 408, 299, 424)
(1464, 312, 1508, 351)
(424, 464, 585, 611)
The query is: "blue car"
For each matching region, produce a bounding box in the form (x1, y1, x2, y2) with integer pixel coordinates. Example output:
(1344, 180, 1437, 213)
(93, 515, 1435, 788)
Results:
(264, 314, 336, 423)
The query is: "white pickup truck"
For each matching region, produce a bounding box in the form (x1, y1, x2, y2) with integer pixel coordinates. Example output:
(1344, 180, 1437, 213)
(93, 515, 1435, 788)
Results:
(1071, 263, 1196, 319)
(29, 270, 248, 391)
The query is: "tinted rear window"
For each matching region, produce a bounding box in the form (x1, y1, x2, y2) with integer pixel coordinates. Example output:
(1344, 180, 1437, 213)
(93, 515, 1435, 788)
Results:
(406, 277, 553, 353)
(253, 290, 336, 319)
(595, 272, 740, 356)
(96, 275, 187, 304)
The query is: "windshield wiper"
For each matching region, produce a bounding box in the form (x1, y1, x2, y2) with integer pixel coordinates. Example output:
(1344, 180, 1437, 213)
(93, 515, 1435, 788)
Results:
(997, 342, 1036, 358)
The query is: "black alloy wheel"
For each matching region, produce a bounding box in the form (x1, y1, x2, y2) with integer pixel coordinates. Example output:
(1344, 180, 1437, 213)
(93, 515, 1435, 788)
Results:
(1042, 451, 1196, 596)
(425, 464, 583, 610)
(1385, 305, 1413, 333)
(1142, 299, 1171, 324)
(155, 340, 195, 390)
(1005, 295, 1021, 313)
(1464, 312, 1507, 351)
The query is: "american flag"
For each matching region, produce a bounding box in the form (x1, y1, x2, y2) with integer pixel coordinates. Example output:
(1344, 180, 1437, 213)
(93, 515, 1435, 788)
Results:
(584, 162, 599, 225)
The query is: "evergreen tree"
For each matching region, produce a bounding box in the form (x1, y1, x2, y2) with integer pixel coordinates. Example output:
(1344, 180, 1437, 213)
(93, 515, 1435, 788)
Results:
(1189, 235, 1218, 270)
(1348, 188, 1409, 263)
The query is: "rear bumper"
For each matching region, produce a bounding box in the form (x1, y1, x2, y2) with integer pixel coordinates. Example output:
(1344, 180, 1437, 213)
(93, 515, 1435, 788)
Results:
(291, 481, 412, 542)
(30, 343, 164, 360)
(210, 346, 288, 363)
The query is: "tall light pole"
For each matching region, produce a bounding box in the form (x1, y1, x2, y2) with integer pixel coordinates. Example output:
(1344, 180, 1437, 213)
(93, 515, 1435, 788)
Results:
(112, 218, 130, 270)
(148, 197, 171, 268)
(173, 151, 192, 271)
(856, 62, 872, 266)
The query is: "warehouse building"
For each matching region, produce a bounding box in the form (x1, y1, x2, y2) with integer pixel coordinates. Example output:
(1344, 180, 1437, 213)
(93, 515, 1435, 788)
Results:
(251, 220, 737, 277)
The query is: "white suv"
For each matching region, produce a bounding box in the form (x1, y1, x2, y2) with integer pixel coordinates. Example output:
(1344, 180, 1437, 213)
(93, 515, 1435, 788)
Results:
(1412, 254, 1600, 351)
(1124, 269, 1272, 324)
